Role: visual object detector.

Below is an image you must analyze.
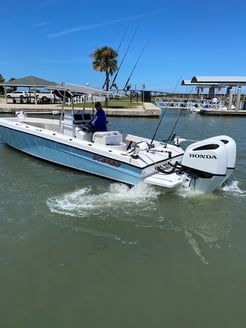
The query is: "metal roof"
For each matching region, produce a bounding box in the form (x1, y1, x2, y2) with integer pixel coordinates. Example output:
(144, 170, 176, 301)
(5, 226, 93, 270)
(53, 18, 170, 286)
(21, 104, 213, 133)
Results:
(181, 79, 220, 87)
(0, 76, 113, 96)
(48, 83, 113, 96)
(191, 76, 246, 86)
(0, 75, 57, 87)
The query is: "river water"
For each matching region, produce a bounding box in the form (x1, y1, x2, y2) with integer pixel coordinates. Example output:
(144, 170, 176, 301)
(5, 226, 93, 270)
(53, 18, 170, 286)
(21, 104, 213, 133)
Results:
(0, 109, 246, 327)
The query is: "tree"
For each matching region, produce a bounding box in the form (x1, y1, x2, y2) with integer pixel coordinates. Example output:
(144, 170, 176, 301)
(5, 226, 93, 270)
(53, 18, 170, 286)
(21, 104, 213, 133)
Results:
(90, 46, 118, 106)
(0, 74, 4, 95)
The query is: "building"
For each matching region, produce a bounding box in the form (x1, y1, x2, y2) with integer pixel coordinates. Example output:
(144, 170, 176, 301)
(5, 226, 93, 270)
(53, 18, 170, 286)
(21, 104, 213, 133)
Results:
(181, 76, 246, 110)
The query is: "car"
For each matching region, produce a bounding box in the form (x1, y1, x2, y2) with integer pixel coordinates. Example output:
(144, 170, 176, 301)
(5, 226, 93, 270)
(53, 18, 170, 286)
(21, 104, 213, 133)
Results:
(6, 91, 27, 99)
(37, 91, 60, 104)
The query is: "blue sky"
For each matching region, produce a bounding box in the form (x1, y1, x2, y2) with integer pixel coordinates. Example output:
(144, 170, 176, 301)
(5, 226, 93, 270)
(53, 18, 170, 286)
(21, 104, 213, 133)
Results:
(1, 0, 246, 93)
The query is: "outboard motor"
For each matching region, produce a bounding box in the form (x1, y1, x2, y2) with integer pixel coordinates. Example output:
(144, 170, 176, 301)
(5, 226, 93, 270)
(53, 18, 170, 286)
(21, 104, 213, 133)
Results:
(181, 135, 236, 192)
(212, 135, 236, 176)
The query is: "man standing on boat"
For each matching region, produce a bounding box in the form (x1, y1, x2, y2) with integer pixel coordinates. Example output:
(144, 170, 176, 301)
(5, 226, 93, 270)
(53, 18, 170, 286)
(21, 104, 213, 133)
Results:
(90, 101, 107, 131)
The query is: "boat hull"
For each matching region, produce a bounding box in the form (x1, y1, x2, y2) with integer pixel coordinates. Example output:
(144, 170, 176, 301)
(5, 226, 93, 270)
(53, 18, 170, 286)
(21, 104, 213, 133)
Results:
(0, 124, 143, 185)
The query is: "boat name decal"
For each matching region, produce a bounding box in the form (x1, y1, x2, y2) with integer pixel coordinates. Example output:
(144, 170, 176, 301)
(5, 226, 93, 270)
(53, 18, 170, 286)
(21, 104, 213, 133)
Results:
(92, 155, 121, 167)
(189, 153, 217, 159)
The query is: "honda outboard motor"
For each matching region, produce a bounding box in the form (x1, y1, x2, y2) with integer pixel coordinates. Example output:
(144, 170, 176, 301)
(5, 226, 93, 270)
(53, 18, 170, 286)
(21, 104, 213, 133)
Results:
(181, 135, 236, 192)
(212, 135, 236, 175)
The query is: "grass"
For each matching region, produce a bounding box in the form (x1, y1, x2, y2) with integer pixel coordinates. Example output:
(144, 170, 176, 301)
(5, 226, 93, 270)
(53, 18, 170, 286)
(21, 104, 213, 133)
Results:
(0, 94, 143, 109)
(74, 97, 142, 109)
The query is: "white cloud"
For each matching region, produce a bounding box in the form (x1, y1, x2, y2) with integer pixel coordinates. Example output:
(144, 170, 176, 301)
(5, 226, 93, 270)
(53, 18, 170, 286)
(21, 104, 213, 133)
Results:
(48, 9, 166, 38)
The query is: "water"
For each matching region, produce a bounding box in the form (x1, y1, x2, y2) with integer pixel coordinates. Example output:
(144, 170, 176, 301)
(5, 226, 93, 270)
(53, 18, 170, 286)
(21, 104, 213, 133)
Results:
(0, 110, 246, 327)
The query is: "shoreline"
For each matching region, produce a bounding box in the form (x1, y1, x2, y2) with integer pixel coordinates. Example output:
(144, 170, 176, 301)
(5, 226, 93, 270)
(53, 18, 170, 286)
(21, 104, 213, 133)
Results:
(0, 99, 161, 117)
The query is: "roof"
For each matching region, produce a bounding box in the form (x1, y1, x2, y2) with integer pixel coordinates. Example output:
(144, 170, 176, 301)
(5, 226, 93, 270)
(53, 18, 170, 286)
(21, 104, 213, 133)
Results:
(0, 75, 57, 87)
(181, 79, 220, 87)
(181, 76, 246, 88)
(0, 76, 113, 96)
(191, 76, 246, 84)
(48, 83, 113, 96)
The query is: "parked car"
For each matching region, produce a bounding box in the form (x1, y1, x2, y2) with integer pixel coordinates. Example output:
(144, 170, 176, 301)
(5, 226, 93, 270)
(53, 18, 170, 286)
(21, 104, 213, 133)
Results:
(7, 91, 36, 99)
(6, 91, 26, 99)
(6, 91, 38, 104)
(37, 91, 60, 104)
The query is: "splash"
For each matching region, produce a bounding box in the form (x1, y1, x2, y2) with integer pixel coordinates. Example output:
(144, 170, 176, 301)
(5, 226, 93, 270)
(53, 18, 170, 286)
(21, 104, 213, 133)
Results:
(176, 178, 245, 199)
(222, 179, 246, 195)
(46, 182, 160, 217)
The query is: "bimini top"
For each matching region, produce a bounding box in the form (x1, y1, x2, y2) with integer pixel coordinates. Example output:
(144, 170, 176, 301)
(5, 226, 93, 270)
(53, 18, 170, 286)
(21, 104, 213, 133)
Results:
(48, 83, 113, 97)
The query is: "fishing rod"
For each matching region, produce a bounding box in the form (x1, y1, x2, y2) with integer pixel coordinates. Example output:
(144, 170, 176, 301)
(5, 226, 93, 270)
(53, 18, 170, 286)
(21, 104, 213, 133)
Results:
(117, 23, 130, 52)
(150, 108, 166, 146)
(165, 109, 183, 142)
(110, 24, 139, 89)
(101, 25, 130, 90)
(150, 75, 183, 144)
(164, 75, 184, 142)
(123, 42, 148, 91)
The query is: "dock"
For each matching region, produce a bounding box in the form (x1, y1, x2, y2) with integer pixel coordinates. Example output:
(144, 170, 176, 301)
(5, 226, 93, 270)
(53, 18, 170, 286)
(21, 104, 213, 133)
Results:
(199, 109, 246, 116)
(0, 99, 161, 117)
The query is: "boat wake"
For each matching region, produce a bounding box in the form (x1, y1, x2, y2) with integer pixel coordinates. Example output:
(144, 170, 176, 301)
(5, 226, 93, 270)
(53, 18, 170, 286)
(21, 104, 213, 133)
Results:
(46, 182, 160, 218)
(46, 182, 160, 245)
(46, 179, 244, 263)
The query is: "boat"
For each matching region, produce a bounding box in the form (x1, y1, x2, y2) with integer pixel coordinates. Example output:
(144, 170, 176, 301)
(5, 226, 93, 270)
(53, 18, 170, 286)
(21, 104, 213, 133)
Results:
(0, 84, 237, 193)
(188, 98, 236, 114)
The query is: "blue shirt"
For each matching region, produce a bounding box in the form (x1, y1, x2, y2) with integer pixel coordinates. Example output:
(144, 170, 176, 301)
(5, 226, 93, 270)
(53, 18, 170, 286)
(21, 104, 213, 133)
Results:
(91, 108, 107, 131)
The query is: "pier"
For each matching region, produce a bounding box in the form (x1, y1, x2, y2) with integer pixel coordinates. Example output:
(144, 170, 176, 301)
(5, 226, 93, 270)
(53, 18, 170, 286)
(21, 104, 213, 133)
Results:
(0, 98, 161, 117)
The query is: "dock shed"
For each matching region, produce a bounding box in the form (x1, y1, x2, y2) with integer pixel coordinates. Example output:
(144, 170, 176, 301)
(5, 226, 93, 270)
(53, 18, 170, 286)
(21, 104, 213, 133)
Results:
(181, 76, 246, 110)
(1, 75, 57, 104)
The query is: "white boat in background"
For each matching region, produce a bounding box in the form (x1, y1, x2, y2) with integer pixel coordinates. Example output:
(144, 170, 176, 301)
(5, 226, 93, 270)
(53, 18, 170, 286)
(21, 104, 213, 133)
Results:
(0, 84, 237, 193)
(188, 98, 236, 113)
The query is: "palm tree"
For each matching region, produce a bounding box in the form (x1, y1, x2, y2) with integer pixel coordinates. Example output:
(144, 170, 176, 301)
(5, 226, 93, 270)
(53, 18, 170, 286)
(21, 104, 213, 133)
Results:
(90, 46, 118, 106)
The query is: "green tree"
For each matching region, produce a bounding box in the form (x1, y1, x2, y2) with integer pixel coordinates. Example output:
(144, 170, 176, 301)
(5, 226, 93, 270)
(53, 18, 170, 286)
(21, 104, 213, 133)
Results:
(90, 46, 118, 106)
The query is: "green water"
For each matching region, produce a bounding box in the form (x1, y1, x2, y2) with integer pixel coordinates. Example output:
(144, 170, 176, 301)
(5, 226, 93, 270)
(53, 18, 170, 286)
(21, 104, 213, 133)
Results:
(0, 111, 246, 327)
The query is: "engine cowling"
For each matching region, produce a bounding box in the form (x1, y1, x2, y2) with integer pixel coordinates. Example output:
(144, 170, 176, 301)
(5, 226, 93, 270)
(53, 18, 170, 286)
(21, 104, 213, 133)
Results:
(181, 136, 231, 176)
(212, 135, 236, 170)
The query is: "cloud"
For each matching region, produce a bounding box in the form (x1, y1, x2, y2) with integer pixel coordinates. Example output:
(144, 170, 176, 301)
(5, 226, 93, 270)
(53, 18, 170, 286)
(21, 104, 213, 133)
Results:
(48, 9, 166, 38)
(34, 22, 50, 27)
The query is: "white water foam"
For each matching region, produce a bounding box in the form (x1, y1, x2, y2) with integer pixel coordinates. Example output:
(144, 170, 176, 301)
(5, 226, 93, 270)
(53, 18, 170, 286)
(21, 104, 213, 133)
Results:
(46, 180, 242, 260)
(222, 179, 246, 195)
(176, 178, 245, 199)
(46, 182, 160, 218)
(184, 230, 209, 265)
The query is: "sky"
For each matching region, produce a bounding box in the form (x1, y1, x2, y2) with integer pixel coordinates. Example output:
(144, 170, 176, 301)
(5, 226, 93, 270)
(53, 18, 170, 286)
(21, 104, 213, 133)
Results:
(1, 0, 246, 93)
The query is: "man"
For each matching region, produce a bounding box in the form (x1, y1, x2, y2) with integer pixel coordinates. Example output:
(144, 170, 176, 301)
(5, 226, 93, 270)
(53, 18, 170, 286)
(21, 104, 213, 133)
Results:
(90, 101, 107, 131)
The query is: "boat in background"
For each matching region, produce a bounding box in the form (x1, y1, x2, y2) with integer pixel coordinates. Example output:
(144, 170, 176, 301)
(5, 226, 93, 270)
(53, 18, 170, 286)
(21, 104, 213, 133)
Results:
(188, 98, 236, 113)
(0, 83, 237, 194)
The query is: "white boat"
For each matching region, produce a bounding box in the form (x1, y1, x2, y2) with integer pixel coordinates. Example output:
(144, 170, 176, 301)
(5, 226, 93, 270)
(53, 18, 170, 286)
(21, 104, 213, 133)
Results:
(188, 99, 236, 113)
(0, 84, 237, 193)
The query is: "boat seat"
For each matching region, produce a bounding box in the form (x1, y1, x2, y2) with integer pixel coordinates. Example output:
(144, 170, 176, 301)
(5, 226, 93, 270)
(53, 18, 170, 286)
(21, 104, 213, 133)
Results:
(93, 131, 123, 145)
(75, 127, 92, 141)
